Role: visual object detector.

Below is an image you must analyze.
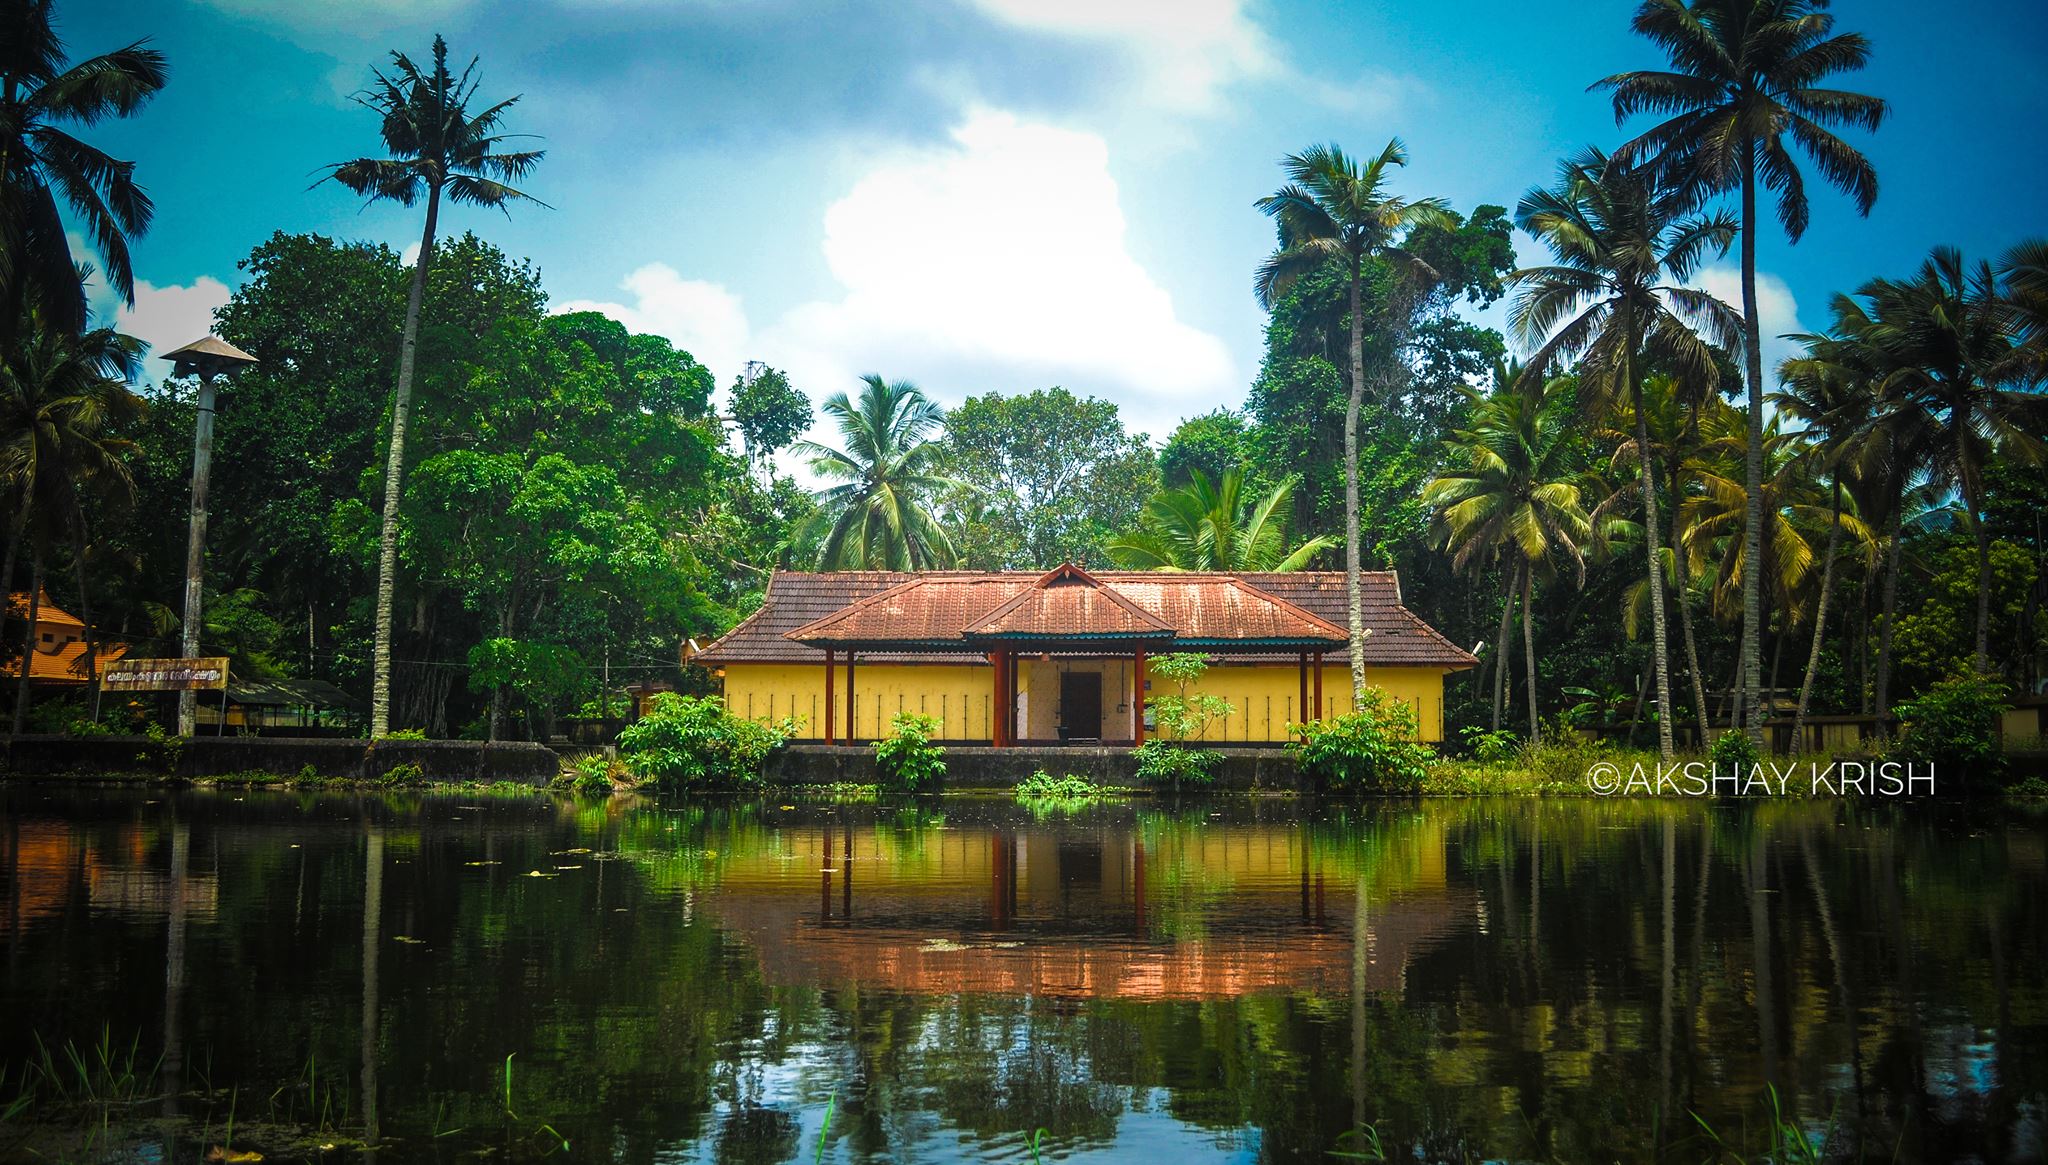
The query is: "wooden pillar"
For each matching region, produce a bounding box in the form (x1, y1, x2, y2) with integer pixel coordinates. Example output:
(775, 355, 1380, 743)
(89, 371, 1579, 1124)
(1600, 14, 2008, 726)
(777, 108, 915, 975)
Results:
(991, 650, 1009, 747)
(1314, 651, 1324, 720)
(1298, 653, 1308, 732)
(1008, 651, 1021, 744)
(1133, 648, 1147, 745)
(845, 650, 857, 743)
(823, 649, 836, 745)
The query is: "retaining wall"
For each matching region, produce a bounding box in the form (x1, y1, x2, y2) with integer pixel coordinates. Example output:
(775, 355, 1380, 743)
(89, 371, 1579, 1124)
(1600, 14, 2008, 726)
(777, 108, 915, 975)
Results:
(764, 744, 1305, 790)
(0, 735, 560, 785)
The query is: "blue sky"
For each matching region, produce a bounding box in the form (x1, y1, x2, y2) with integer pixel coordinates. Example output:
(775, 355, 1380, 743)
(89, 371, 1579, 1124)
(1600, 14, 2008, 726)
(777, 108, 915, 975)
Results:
(63, 0, 2048, 443)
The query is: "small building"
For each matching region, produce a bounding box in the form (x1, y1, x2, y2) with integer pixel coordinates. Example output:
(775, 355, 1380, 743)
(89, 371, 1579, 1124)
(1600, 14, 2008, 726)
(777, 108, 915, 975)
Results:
(3, 591, 127, 688)
(692, 565, 1475, 745)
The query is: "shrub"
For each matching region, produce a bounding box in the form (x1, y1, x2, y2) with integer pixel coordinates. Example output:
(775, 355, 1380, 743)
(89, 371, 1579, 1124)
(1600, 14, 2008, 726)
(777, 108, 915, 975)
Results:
(380, 762, 426, 786)
(1892, 671, 2009, 787)
(1137, 653, 1229, 791)
(1133, 739, 1220, 789)
(65, 716, 114, 737)
(874, 712, 946, 792)
(616, 693, 797, 791)
(136, 721, 186, 775)
(1288, 689, 1431, 793)
(568, 753, 617, 796)
(1709, 729, 1761, 777)
(1457, 725, 1520, 765)
(1015, 770, 1104, 799)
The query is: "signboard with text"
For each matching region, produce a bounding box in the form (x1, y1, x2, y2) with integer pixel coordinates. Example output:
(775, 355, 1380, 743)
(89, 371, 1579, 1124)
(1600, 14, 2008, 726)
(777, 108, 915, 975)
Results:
(101, 657, 230, 692)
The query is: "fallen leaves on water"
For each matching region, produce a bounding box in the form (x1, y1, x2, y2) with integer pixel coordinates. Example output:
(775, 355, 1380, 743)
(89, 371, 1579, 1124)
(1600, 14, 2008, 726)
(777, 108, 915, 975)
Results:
(205, 1148, 263, 1163)
(525, 870, 555, 878)
(549, 847, 591, 855)
(392, 936, 424, 945)
(465, 860, 501, 867)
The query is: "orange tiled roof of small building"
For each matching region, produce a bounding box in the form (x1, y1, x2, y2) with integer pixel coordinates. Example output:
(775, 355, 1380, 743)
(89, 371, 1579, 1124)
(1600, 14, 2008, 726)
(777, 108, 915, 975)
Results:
(2, 639, 129, 684)
(6, 591, 86, 629)
(698, 568, 1475, 668)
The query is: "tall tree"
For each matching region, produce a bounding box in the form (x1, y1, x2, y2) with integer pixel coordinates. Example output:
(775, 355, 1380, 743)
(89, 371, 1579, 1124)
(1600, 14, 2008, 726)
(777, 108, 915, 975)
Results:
(793, 375, 958, 571)
(944, 387, 1156, 569)
(1511, 146, 1740, 758)
(1858, 248, 2046, 672)
(1, 307, 143, 729)
(321, 34, 544, 737)
(1255, 140, 1451, 704)
(1600, 0, 1887, 740)
(1108, 468, 1334, 573)
(0, 0, 166, 334)
(1425, 374, 1594, 739)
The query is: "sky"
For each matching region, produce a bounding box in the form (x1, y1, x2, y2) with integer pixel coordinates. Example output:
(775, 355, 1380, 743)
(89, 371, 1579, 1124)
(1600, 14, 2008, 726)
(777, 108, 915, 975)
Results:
(58, 0, 2048, 446)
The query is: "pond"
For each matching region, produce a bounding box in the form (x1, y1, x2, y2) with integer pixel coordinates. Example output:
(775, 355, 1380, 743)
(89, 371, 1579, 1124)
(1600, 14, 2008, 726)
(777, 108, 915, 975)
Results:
(0, 786, 2042, 1162)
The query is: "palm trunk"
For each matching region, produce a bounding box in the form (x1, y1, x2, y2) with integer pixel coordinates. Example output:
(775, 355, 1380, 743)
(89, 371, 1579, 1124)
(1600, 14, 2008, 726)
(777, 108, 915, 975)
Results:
(1491, 565, 1516, 732)
(10, 559, 41, 735)
(370, 183, 442, 738)
(1668, 445, 1711, 746)
(1965, 466, 1992, 673)
(1521, 565, 1540, 742)
(1628, 338, 1676, 760)
(1793, 479, 1843, 751)
(1737, 151, 1767, 745)
(1344, 250, 1367, 705)
(68, 508, 101, 719)
(1873, 503, 1903, 738)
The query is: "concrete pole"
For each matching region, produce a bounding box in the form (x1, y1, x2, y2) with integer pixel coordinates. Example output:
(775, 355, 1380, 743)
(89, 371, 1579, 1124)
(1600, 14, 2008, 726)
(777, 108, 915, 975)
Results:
(177, 371, 217, 737)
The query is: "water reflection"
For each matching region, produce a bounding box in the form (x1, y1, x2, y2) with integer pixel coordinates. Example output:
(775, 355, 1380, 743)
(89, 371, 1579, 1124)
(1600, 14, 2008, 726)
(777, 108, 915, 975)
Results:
(0, 789, 2042, 1162)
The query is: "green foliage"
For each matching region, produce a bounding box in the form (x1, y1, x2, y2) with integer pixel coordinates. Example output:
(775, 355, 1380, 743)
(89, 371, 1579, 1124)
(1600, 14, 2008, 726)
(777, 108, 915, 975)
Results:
(380, 762, 427, 786)
(942, 387, 1156, 569)
(1132, 739, 1221, 789)
(1890, 541, 2042, 692)
(1892, 672, 2010, 783)
(793, 375, 959, 569)
(617, 693, 794, 791)
(569, 753, 617, 796)
(1014, 770, 1105, 800)
(1160, 410, 1262, 491)
(136, 722, 185, 774)
(873, 712, 946, 793)
(1709, 729, 1760, 776)
(1288, 690, 1432, 793)
(728, 362, 811, 466)
(1108, 468, 1335, 572)
(1457, 725, 1521, 765)
(380, 728, 429, 741)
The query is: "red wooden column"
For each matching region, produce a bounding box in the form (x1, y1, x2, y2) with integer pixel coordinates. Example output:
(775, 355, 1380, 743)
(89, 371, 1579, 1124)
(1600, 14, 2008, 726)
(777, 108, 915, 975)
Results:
(844, 650, 857, 743)
(991, 650, 1009, 747)
(1313, 650, 1325, 719)
(1132, 648, 1147, 744)
(1297, 652, 1308, 730)
(823, 649, 836, 744)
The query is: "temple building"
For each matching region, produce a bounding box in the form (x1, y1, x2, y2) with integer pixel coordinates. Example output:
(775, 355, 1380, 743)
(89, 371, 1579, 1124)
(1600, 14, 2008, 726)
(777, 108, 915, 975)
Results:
(692, 564, 1475, 744)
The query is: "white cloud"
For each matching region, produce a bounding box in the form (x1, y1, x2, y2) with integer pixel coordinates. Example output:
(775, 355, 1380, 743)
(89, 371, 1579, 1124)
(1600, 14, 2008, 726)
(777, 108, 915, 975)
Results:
(1694, 265, 1805, 385)
(116, 277, 235, 369)
(556, 264, 752, 389)
(757, 110, 1235, 438)
(961, 0, 1275, 114)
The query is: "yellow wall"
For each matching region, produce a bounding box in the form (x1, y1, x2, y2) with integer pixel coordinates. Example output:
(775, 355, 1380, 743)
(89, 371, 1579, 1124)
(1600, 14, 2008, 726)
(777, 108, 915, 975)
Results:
(720, 662, 994, 741)
(720, 659, 1457, 743)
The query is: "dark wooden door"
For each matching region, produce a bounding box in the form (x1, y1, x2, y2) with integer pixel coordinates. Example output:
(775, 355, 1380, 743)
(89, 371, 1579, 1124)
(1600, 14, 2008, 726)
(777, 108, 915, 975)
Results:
(1060, 670, 1101, 740)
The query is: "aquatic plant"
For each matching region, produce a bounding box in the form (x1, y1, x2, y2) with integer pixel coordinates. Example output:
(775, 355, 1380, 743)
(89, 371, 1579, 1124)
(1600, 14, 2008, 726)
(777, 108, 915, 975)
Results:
(1015, 770, 1104, 800)
(1691, 1085, 1833, 1164)
(1288, 689, 1431, 792)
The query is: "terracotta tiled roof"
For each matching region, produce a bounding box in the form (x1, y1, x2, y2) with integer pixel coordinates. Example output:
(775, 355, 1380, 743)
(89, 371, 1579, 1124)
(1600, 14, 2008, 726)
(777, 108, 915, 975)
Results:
(6, 591, 86, 630)
(696, 569, 1475, 669)
(2, 639, 129, 684)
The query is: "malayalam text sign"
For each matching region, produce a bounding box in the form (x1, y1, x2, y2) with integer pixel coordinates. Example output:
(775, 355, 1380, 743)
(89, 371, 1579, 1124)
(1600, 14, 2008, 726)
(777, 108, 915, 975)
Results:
(102, 657, 230, 692)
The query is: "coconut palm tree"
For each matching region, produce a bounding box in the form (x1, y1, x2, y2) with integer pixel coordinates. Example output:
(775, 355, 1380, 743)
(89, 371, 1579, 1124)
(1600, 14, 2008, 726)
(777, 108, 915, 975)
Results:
(1108, 468, 1335, 573)
(792, 375, 959, 570)
(1855, 248, 2046, 673)
(1254, 140, 1451, 705)
(1425, 374, 1593, 739)
(1997, 237, 2048, 381)
(1598, 372, 1717, 740)
(1, 306, 143, 730)
(1600, 0, 1887, 741)
(1511, 145, 1740, 758)
(321, 35, 544, 738)
(1774, 335, 1879, 743)
(0, 0, 167, 334)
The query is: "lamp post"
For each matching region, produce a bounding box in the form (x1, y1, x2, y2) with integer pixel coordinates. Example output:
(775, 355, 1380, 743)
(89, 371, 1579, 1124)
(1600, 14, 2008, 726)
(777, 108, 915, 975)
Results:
(161, 336, 257, 736)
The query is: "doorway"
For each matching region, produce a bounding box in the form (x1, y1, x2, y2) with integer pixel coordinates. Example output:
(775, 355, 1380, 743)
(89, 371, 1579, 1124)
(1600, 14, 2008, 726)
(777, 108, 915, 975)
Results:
(1060, 670, 1102, 741)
